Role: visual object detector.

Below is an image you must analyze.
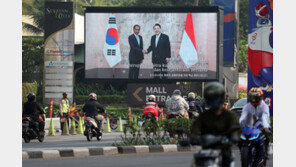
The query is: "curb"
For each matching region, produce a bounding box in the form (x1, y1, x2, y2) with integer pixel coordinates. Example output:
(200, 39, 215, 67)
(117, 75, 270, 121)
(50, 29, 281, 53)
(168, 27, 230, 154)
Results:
(22, 145, 201, 160)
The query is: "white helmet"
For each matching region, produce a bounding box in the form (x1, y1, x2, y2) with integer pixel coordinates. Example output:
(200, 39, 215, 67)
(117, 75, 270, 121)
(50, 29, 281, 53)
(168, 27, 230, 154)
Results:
(148, 95, 156, 102)
(188, 92, 196, 99)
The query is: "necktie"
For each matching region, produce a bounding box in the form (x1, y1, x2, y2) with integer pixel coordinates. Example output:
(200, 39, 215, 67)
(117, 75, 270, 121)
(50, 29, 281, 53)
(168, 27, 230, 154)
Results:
(155, 35, 159, 47)
(136, 35, 140, 45)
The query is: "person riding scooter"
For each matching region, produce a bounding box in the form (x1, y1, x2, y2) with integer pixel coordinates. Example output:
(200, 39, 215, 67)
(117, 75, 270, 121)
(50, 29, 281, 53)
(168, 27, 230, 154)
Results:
(83, 93, 105, 138)
(190, 82, 240, 167)
(187, 92, 203, 119)
(22, 92, 45, 135)
(142, 95, 161, 121)
(165, 89, 189, 119)
(239, 87, 271, 164)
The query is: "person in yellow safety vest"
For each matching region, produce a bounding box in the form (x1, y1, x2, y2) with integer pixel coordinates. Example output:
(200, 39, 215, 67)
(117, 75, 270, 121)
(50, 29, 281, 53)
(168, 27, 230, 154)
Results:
(60, 92, 70, 134)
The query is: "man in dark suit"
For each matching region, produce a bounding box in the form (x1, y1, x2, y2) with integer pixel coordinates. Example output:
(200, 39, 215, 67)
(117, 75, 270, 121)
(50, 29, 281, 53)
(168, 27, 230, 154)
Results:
(128, 25, 144, 79)
(144, 24, 171, 79)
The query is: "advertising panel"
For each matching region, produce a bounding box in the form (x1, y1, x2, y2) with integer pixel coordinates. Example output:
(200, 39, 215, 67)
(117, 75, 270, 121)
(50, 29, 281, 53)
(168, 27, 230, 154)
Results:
(44, 2, 74, 104)
(85, 7, 223, 81)
(248, 0, 273, 115)
(214, 0, 237, 66)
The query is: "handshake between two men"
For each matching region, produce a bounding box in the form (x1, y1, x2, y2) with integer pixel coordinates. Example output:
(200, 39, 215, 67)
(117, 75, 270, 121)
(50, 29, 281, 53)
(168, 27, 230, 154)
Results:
(128, 23, 171, 79)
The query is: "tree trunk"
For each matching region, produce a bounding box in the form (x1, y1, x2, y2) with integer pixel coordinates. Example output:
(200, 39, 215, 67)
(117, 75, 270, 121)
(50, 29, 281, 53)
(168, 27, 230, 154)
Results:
(194, 0, 199, 6)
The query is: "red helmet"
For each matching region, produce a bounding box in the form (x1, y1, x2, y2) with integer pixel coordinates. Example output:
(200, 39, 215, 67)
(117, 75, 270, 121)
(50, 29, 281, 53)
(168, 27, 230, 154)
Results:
(148, 95, 156, 102)
(248, 88, 263, 106)
(89, 93, 97, 100)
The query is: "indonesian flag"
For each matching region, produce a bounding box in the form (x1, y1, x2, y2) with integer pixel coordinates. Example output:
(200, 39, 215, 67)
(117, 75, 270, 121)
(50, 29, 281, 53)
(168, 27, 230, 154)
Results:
(179, 13, 198, 68)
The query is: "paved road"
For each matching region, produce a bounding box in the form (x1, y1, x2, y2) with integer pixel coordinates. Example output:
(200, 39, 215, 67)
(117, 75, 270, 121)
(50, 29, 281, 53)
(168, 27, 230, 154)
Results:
(23, 150, 273, 167)
(22, 132, 125, 151)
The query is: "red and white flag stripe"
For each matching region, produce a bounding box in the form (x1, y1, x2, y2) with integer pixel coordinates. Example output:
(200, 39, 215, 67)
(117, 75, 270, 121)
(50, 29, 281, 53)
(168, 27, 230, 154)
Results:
(179, 13, 198, 68)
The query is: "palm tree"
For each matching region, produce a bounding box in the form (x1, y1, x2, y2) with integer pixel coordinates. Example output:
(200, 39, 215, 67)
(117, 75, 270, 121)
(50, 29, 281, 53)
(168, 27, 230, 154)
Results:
(22, 0, 45, 35)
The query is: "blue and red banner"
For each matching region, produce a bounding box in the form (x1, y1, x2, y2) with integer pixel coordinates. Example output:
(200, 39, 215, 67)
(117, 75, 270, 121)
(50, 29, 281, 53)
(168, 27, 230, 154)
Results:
(214, 0, 236, 66)
(248, 0, 273, 115)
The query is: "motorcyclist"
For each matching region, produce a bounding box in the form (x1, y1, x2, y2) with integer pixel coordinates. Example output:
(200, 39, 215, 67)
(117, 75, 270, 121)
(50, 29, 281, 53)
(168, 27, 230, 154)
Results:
(239, 87, 271, 161)
(22, 92, 45, 135)
(187, 92, 203, 119)
(190, 82, 240, 167)
(165, 89, 189, 118)
(83, 93, 105, 138)
(142, 95, 161, 121)
(195, 94, 205, 111)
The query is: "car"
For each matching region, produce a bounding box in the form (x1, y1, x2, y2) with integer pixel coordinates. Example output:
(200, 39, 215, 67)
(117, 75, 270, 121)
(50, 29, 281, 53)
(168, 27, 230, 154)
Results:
(229, 98, 247, 117)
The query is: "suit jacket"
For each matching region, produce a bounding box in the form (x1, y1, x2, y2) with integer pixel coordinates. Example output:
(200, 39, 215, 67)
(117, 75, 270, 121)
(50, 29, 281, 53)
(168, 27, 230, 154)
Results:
(147, 33, 171, 64)
(128, 34, 144, 64)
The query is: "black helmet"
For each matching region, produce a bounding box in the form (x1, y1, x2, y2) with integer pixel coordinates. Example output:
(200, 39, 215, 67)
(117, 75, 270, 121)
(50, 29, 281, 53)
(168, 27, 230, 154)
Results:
(204, 82, 225, 110)
(27, 92, 36, 101)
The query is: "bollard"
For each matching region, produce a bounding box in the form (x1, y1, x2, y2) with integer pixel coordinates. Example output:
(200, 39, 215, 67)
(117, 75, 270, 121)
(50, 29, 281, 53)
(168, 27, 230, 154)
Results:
(77, 117, 84, 134)
(49, 100, 53, 118)
(128, 107, 131, 125)
(62, 119, 69, 135)
(161, 108, 164, 124)
(104, 117, 111, 133)
(70, 118, 77, 135)
(116, 117, 123, 132)
(48, 118, 55, 136)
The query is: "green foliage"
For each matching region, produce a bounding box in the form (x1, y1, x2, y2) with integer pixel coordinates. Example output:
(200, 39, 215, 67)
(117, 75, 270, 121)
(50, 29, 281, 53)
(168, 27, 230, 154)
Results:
(163, 118, 194, 136)
(22, 0, 47, 34)
(22, 81, 39, 104)
(239, 90, 247, 99)
(112, 118, 193, 146)
(239, 0, 249, 42)
(22, 38, 44, 82)
(112, 119, 172, 146)
(105, 106, 144, 120)
(238, 39, 248, 73)
(74, 83, 127, 96)
(74, 95, 127, 105)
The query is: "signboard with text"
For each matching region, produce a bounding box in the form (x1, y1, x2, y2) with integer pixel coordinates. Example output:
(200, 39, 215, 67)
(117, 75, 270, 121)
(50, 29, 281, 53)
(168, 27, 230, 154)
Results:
(127, 83, 202, 107)
(43, 2, 74, 104)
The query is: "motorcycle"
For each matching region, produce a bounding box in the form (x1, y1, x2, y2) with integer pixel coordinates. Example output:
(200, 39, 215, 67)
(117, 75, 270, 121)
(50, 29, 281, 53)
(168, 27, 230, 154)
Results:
(22, 116, 45, 143)
(179, 126, 240, 167)
(188, 110, 199, 119)
(166, 113, 183, 119)
(142, 112, 157, 126)
(103, 113, 118, 130)
(239, 118, 267, 167)
(84, 116, 102, 141)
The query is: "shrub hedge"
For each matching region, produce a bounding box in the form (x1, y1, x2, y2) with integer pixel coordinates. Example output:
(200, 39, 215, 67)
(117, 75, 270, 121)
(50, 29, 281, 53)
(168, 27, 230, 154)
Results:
(74, 95, 127, 105)
(22, 81, 39, 104)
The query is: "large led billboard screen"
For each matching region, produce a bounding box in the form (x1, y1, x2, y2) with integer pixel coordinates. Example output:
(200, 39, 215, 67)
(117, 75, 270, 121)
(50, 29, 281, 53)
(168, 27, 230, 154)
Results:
(85, 7, 223, 81)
